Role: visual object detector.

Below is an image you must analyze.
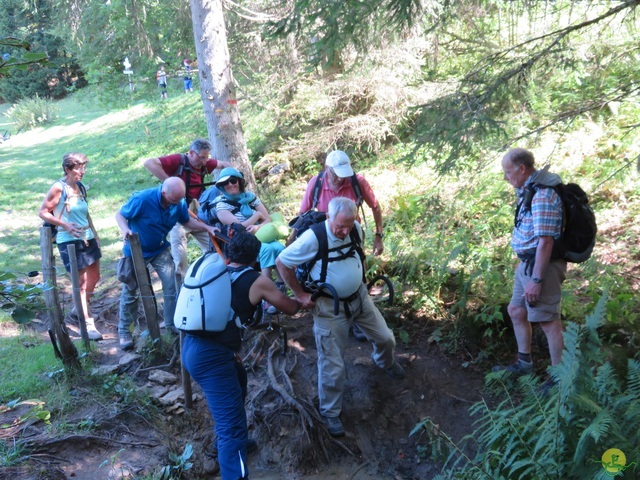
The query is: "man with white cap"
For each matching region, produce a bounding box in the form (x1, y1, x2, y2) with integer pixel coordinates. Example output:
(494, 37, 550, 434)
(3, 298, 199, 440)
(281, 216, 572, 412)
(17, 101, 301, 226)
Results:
(299, 150, 384, 256)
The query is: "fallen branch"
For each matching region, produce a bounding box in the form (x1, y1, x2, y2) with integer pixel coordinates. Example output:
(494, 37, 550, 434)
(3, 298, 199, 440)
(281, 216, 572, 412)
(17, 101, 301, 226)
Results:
(27, 433, 159, 450)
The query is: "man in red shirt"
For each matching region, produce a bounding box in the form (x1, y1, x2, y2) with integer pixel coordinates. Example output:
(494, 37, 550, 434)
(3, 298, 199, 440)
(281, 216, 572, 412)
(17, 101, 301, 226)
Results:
(299, 150, 384, 256)
(143, 138, 231, 285)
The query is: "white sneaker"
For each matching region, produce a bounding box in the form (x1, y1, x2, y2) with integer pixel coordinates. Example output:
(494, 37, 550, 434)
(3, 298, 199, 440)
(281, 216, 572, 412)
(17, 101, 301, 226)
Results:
(85, 318, 103, 341)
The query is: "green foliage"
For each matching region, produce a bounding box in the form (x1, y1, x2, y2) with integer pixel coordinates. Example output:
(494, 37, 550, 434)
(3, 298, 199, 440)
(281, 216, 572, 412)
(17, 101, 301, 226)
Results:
(4, 95, 60, 131)
(0, 437, 29, 467)
(0, 0, 86, 102)
(0, 332, 64, 404)
(0, 271, 47, 324)
(158, 443, 194, 479)
(0, 37, 49, 80)
(429, 295, 640, 480)
(265, 0, 430, 69)
(410, 1, 640, 172)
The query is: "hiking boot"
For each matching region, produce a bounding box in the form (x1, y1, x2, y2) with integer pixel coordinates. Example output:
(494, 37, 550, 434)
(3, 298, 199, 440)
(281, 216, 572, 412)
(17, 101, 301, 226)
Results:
(322, 415, 345, 437)
(262, 300, 278, 315)
(85, 317, 103, 341)
(351, 323, 367, 342)
(491, 359, 533, 377)
(119, 334, 134, 351)
(384, 361, 407, 380)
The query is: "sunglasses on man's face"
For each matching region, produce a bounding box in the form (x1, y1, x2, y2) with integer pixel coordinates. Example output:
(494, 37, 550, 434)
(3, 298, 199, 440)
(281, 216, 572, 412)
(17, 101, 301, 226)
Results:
(219, 178, 239, 187)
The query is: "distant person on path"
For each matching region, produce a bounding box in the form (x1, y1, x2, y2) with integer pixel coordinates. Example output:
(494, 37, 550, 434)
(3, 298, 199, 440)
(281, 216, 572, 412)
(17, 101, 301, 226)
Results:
(143, 138, 231, 286)
(156, 65, 168, 100)
(297, 150, 385, 256)
(212, 167, 287, 313)
(276, 197, 406, 438)
(493, 148, 566, 377)
(115, 177, 218, 349)
(182, 231, 301, 480)
(183, 59, 194, 93)
(39, 152, 103, 340)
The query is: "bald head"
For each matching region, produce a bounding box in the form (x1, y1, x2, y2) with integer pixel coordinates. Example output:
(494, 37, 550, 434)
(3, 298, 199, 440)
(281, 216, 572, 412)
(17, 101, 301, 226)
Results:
(161, 177, 186, 205)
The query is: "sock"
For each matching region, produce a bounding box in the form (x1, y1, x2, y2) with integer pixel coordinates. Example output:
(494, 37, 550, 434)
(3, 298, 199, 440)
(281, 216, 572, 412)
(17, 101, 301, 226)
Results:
(518, 352, 532, 364)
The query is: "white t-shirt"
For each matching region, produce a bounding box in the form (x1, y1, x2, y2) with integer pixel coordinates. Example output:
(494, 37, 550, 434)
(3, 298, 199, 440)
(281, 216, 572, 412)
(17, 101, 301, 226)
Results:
(278, 221, 363, 298)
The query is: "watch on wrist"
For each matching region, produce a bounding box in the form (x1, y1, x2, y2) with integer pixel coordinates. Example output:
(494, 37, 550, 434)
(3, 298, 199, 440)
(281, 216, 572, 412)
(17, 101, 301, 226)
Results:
(375, 232, 383, 239)
(531, 276, 542, 284)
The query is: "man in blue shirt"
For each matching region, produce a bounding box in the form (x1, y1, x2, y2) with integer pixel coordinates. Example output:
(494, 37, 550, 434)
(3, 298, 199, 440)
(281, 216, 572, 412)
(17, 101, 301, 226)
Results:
(115, 177, 217, 349)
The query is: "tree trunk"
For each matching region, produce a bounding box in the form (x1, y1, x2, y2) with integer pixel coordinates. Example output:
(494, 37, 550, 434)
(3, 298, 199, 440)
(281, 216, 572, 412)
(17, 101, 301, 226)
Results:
(189, 0, 256, 190)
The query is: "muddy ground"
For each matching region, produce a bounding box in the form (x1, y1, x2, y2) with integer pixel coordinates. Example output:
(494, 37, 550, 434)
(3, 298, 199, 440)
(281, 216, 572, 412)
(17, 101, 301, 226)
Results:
(0, 277, 487, 480)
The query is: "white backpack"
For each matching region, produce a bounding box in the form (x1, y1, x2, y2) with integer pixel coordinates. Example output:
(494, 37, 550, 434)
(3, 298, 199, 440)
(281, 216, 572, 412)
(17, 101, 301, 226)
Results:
(174, 252, 251, 332)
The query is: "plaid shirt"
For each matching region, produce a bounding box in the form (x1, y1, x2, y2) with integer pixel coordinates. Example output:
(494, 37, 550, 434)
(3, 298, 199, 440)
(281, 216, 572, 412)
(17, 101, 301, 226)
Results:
(511, 178, 563, 256)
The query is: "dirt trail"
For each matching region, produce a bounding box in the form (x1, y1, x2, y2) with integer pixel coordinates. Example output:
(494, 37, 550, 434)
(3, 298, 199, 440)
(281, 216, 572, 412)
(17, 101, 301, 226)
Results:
(1, 282, 485, 480)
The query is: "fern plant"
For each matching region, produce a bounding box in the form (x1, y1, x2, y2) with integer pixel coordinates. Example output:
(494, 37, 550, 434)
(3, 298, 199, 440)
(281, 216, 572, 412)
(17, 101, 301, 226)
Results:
(422, 295, 640, 480)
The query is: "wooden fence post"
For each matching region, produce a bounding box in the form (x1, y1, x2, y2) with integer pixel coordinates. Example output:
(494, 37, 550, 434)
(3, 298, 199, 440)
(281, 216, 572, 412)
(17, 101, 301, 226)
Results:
(67, 244, 90, 350)
(128, 233, 161, 342)
(40, 227, 80, 370)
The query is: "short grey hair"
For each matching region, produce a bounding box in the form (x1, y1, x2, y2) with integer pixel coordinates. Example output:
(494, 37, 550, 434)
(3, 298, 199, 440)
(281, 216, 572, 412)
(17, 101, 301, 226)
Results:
(328, 197, 357, 220)
(191, 138, 212, 154)
(504, 148, 535, 168)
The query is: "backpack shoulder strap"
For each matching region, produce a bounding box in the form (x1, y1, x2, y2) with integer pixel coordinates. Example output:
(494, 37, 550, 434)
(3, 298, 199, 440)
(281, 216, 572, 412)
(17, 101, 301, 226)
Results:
(311, 171, 326, 210)
(77, 181, 87, 200)
(309, 222, 329, 283)
(350, 174, 363, 207)
(175, 154, 188, 177)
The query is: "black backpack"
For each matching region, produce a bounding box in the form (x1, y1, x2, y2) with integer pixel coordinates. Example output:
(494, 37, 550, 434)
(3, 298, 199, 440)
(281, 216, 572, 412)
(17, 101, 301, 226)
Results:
(289, 214, 365, 292)
(516, 182, 597, 263)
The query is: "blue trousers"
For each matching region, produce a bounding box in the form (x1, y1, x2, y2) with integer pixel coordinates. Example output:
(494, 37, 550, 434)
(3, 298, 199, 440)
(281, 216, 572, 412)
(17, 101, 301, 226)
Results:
(118, 248, 177, 336)
(182, 335, 248, 480)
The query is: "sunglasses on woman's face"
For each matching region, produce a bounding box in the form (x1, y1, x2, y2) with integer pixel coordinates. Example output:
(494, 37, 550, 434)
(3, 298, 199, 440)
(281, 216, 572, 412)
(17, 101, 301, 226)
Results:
(219, 178, 239, 187)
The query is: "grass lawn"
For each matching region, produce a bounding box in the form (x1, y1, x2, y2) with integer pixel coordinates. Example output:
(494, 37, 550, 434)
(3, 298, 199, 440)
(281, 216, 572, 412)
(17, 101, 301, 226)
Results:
(0, 93, 212, 277)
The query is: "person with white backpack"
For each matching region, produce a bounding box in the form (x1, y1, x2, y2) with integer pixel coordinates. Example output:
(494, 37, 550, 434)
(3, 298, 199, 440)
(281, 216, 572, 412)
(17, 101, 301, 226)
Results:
(181, 231, 301, 480)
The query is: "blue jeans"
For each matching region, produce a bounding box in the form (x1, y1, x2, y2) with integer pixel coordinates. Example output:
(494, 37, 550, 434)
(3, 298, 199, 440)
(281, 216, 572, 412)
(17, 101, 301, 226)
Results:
(118, 248, 177, 336)
(182, 335, 248, 480)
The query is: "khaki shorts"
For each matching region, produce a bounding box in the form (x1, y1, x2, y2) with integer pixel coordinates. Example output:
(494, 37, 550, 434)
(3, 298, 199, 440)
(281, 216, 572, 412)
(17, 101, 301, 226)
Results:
(510, 260, 567, 323)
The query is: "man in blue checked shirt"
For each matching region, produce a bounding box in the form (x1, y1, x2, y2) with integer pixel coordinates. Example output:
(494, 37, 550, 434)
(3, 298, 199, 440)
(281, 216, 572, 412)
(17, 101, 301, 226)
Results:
(493, 148, 566, 379)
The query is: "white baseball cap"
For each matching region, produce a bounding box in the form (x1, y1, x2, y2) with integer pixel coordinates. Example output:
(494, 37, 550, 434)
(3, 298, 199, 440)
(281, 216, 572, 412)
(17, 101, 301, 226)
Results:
(325, 150, 354, 177)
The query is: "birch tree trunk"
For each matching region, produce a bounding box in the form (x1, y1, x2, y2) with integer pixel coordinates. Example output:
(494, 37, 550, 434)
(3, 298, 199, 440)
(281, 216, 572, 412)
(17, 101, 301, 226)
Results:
(190, 0, 256, 190)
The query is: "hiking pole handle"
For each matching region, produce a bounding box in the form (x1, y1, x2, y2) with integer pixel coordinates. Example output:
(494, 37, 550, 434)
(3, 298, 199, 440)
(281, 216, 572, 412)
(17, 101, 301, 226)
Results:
(310, 282, 339, 315)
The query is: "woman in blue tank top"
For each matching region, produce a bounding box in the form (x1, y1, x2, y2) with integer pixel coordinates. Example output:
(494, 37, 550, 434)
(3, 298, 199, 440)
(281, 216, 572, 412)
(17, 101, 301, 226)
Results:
(39, 152, 103, 340)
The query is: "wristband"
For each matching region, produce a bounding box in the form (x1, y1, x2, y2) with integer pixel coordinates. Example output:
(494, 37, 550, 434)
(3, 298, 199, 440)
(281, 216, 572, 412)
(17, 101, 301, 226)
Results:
(375, 232, 383, 239)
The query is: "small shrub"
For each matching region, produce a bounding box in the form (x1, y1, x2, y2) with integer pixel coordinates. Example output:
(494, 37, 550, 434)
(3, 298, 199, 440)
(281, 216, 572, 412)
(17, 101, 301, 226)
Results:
(4, 95, 59, 131)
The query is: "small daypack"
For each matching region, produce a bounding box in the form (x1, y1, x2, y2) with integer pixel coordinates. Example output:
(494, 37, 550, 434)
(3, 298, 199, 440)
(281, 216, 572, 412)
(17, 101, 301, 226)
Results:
(174, 252, 253, 332)
(197, 194, 246, 255)
(197, 188, 224, 225)
(516, 182, 597, 263)
(292, 217, 365, 292)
